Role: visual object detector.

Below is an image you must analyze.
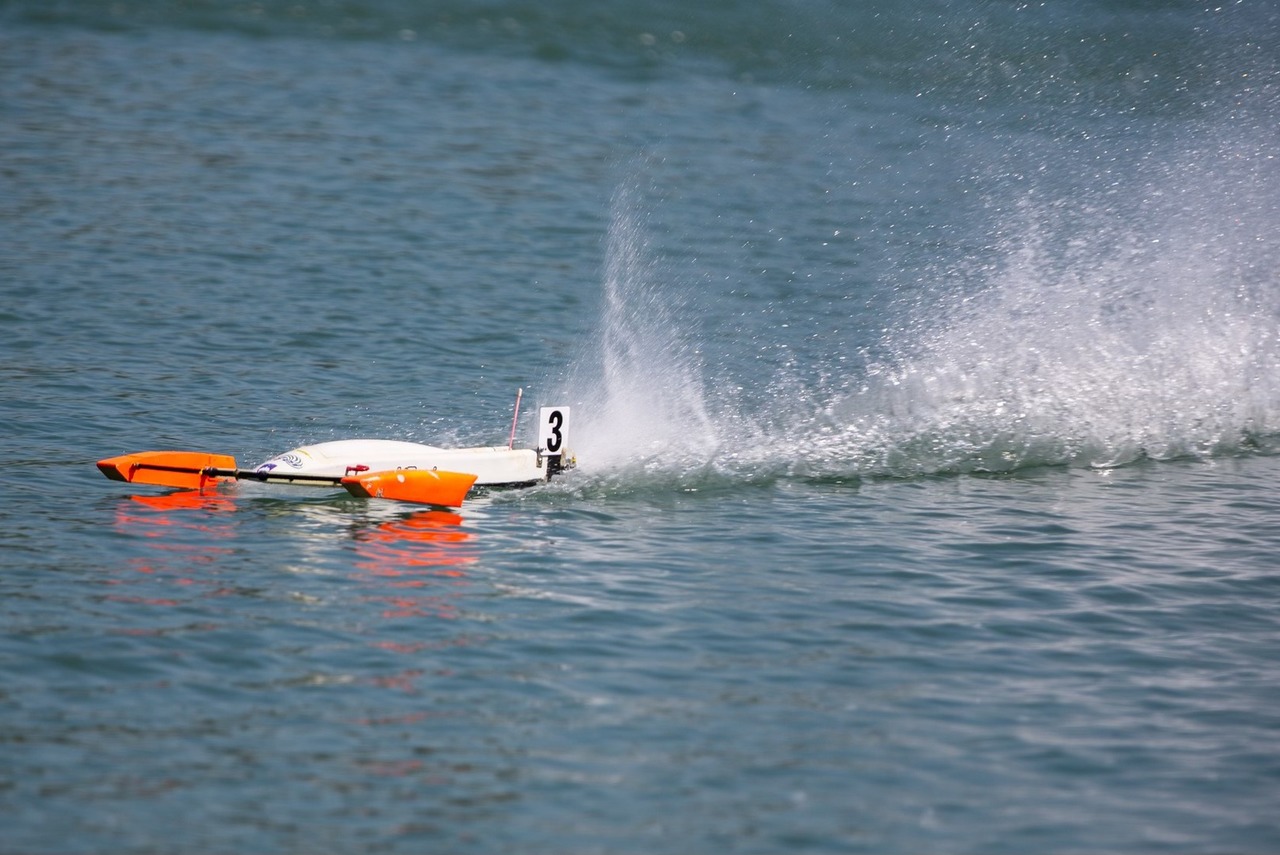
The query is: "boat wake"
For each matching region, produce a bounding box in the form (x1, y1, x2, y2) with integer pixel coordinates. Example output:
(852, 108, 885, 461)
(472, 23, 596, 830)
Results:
(561, 116, 1280, 488)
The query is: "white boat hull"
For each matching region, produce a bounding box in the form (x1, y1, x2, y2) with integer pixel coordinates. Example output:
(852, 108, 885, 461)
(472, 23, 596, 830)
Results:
(255, 439, 551, 488)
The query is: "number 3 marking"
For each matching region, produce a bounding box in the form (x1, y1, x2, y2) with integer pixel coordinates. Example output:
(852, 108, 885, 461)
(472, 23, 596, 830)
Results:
(539, 406, 570, 455)
(545, 410, 563, 452)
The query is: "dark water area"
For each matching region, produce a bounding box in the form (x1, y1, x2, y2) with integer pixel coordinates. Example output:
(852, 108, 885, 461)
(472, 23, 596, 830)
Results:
(3, 1, 1279, 851)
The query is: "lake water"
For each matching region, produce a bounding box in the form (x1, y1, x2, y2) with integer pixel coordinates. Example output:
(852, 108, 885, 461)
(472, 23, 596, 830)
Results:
(3, 1, 1280, 851)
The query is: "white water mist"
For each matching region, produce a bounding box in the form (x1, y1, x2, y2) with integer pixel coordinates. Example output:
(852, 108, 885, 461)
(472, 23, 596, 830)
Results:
(565, 116, 1278, 483)
(563, 183, 724, 474)
(823, 131, 1280, 474)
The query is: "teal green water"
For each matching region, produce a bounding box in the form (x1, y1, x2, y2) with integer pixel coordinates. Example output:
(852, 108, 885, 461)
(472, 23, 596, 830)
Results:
(3, 2, 1280, 851)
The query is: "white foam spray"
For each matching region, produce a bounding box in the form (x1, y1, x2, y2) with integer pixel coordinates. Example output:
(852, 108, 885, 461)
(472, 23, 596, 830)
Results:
(565, 122, 1279, 484)
(561, 181, 728, 477)
(818, 118, 1280, 475)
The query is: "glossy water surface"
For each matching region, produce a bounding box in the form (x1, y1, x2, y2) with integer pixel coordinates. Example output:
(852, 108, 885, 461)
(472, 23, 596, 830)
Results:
(3, 1, 1279, 851)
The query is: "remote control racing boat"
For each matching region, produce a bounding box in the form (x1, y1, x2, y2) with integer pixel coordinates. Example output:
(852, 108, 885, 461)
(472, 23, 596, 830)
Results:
(97, 398, 572, 508)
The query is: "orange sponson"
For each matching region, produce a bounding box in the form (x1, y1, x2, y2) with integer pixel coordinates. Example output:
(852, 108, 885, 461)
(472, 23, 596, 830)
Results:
(341, 469, 477, 507)
(96, 451, 238, 490)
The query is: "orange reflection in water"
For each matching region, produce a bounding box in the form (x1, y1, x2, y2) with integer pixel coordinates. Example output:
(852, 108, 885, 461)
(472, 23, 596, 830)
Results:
(111, 492, 485, 700)
(352, 510, 477, 623)
(106, 491, 240, 622)
(127, 490, 238, 513)
(114, 490, 239, 539)
(354, 512, 471, 575)
(348, 510, 482, 700)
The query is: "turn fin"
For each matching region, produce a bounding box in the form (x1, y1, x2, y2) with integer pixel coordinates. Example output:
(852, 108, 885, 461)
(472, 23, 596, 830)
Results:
(97, 451, 238, 490)
(340, 469, 477, 507)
